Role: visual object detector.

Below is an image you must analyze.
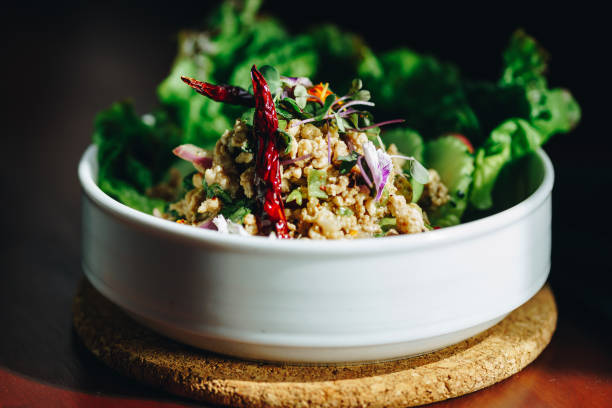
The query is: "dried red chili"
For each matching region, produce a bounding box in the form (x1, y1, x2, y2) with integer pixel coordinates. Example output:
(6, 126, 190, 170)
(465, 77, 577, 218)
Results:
(181, 76, 254, 107)
(250, 65, 289, 238)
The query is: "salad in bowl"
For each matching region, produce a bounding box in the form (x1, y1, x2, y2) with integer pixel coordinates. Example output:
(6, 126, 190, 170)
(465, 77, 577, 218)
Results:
(93, 4, 579, 239)
(163, 68, 450, 239)
(79, 0, 578, 363)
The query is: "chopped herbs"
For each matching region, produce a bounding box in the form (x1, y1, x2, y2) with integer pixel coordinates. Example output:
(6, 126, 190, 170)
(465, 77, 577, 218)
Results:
(286, 188, 303, 206)
(379, 217, 397, 232)
(337, 151, 360, 174)
(225, 203, 252, 223)
(278, 129, 293, 154)
(338, 207, 353, 217)
(182, 171, 198, 190)
(203, 181, 232, 203)
(93, 2, 578, 237)
(307, 169, 328, 199)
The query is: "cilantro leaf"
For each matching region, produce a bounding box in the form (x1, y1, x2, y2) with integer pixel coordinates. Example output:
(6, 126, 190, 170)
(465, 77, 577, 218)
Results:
(286, 188, 303, 205)
(337, 151, 360, 174)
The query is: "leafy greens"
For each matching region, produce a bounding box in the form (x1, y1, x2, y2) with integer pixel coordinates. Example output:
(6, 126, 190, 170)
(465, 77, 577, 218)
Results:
(92, 0, 579, 228)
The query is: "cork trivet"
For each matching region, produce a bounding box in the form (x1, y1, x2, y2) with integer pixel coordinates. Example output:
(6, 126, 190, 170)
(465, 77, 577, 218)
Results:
(73, 280, 556, 408)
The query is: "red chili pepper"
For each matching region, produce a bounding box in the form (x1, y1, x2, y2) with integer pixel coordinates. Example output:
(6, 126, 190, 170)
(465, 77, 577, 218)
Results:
(181, 76, 255, 107)
(250, 65, 289, 238)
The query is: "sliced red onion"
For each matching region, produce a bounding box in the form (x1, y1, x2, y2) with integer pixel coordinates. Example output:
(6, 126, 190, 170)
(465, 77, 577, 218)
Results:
(346, 138, 356, 153)
(355, 119, 406, 131)
(173, 144, 213, 173)
(337, 100, 375, 113)
(389, 154, 415, 161)
(331, 95, 349, 108)
(281, 154, 312, 166)
(199, 219, 217, 230)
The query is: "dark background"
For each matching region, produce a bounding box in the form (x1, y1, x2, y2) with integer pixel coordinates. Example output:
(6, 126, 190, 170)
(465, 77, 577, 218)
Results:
(1, 0, 609, 397)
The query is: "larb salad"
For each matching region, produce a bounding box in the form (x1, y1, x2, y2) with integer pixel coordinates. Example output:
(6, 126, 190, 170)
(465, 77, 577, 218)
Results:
(92, 0, 580, 239)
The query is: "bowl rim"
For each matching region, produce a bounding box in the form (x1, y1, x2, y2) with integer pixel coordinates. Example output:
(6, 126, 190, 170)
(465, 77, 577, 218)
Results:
(79, 144, 554, 255)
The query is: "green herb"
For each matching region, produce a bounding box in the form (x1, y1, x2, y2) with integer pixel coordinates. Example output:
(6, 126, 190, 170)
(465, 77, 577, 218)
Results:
(338, 207, 353, 217)
(408, 158, 430, 185)
(294, 84, 308, 109)
(278, 129, 293, 154)
(225, 204, 251, 223)
(311, 94, 337, 122)
(203, 180, 233, 203)
(307, 169, 328, 199)
(337, 151, 360, 174)
(365, 126, 381, 139)
(348, 78, 363, 95)
(379, 217, 396, 232)
(335, 112, 345, 132)
(275, 107, 294, 120)
(353, 89, 371, 102)
(346, 78, 371, 101)
(303, 102, 318, 116)
(280, 98, 311, 119)
(182, 171, 198, 190)
(286, 188, 303, 205)
(348, 112, 359, 128)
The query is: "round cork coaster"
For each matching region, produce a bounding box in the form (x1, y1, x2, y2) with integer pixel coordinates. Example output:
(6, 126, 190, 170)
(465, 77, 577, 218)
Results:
(73, 280, 557, 408)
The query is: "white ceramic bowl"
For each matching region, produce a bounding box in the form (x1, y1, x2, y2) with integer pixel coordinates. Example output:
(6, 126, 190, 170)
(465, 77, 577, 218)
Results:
(79, 145, 553, 364)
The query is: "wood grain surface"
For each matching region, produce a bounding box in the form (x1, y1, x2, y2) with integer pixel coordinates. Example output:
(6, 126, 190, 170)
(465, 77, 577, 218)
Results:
(1, 2, 610, 407)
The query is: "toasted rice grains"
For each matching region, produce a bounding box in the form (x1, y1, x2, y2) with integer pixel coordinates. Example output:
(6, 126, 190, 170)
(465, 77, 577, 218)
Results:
(168, 119, 449, 239)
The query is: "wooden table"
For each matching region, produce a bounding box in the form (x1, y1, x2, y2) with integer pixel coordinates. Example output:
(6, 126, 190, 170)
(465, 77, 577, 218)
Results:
(1, 2, 610, 407)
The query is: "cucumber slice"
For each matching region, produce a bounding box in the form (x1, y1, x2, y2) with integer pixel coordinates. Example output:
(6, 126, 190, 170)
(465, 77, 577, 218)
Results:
(411, 179, 425, 203)
(425, 136, 475, 227)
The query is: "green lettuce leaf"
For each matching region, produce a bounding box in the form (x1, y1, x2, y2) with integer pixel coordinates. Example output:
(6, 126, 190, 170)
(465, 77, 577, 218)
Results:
(499, 29, 581, 142)
(93, 102, 181, 213)
(528, 88, 581, 143)
(365, 49, 479, 140)
(469, 119, 542, 209)
(425, 136, 475, 227)
(468, 29, 580, 211)
(500, 29, 549, 89)
(94, 2, 581, 229)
